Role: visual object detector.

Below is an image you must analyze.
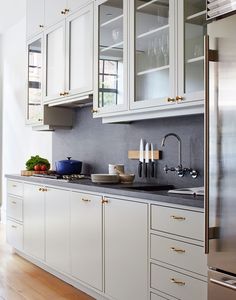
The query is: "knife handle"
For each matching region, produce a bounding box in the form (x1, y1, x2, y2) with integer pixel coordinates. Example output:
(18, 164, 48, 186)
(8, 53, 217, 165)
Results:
(151, 161, 155, 177)
(144, 163, 148, 178)
(138, 161, 142, 177)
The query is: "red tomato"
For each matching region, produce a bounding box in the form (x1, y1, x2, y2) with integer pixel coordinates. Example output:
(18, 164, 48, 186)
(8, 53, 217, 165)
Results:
(40, 164, 47, 171)
(34, 164, 41, 171)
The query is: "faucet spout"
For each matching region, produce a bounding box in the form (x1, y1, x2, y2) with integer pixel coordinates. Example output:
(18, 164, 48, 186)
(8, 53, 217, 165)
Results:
(161, 133, 182, 167)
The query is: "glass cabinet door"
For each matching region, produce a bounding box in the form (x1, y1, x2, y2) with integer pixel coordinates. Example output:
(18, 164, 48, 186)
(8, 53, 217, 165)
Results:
(94, 0, 128, 114)
(27, 36, 43, 124)
(178, 0, 207, 102)
(130, 0, 174, 109)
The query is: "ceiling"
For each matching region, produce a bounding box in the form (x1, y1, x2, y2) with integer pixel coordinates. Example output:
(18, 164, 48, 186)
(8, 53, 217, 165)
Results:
(0, 0, 26, 34)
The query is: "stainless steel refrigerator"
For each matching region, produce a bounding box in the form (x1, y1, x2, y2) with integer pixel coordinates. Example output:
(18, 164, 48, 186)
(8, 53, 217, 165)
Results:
(205, 2, 236, 299)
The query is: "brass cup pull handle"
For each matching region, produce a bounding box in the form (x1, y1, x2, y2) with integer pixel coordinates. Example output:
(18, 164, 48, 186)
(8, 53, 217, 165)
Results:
(171, 247, 186, 253)
(60, 92, 65, 96)
(176, 96, 184, 102)
(171, 278, 186, 286)
(64, 91, 69, 96)
(39, 24, 44, 28)
(12, 184, 17, 187)
(167, 97, 176, 103)
(171, 215, 186, 221)
(42, 188, 48, 192)
(11, 201, 17, 205)
(92, 109, 98, 113)
(82, 198, 91, 202)
(11, 225, 17, 229)
(39, 188, 43, 191)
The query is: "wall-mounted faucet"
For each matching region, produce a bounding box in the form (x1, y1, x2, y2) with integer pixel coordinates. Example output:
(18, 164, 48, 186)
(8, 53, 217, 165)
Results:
(161, 133, 198, 179)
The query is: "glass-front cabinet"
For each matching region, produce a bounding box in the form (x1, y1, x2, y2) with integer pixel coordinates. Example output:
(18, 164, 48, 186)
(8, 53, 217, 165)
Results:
(177, 0, 206, 103)
(93, 0, 128, 115)
(130, 0, 175, 109)
(26, 35, 43, 125)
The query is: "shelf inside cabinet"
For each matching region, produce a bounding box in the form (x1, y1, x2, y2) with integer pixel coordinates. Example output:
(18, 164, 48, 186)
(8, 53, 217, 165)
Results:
(186, 56, 204, 64)
(137, 0, 169, 14)
(137, 65, 169, 76)
(137, 24, 169, 40)
(100, 14, 123, 28)
(100, 41, 124, 53)
(186, 10, 207, 25)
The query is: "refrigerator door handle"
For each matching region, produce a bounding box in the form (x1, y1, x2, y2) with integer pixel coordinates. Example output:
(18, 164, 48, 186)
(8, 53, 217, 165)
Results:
(204, 34, 210, 254)
(210, 278, 236, 291)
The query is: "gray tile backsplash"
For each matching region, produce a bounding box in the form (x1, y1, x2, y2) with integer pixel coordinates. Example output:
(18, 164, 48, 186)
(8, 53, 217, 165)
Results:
(52, 107, 204, 188)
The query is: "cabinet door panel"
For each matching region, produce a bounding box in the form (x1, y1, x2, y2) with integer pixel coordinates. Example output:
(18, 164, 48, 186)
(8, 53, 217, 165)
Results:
(24, 184, 45, 260)
(93, 0, 128, 114)
(71, 192, 102, 291)
(66, 4, 93, 95)
(45, 188, 70, 274)
(130, 0, 175, 110)
(45, 0, 67, 28)
(27, 0, 44, 38)
(45, 22, 66, 102)
(177, 0, 206, 103)
(6, 220, 23, 251)
(104, 199, 148, 300)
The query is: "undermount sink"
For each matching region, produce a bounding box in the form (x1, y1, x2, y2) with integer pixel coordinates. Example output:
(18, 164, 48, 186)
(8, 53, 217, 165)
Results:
(124, 185, 174, 192)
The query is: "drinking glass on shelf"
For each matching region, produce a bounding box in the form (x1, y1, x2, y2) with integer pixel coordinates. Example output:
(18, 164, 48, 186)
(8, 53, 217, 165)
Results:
(161, 34, 169, 65)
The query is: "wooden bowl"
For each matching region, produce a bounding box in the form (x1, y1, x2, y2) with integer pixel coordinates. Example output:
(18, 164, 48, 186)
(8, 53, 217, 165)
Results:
(119, 173, 135, 184)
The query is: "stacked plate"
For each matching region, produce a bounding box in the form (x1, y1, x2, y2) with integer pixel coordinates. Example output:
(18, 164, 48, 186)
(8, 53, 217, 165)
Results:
(91, 174, 119, 184)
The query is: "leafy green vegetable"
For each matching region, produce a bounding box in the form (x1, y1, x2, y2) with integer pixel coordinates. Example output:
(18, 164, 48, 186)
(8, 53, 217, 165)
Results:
(26, 155, 50, 171)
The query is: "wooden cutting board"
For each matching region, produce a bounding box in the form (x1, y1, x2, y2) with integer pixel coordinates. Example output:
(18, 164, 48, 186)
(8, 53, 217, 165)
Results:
(21, 170, 48, 176)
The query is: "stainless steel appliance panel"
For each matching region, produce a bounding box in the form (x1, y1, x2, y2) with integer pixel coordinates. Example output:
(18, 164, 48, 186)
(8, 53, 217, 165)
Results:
(208, 270, 236, 300)
(207, 14, 236, 275)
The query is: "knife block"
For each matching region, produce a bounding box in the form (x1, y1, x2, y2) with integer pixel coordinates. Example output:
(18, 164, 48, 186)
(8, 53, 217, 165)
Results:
(128, 150, 161, 160)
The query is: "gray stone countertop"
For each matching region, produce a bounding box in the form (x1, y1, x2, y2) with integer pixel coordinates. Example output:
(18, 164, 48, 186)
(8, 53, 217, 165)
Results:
(6, 174, 204, 209)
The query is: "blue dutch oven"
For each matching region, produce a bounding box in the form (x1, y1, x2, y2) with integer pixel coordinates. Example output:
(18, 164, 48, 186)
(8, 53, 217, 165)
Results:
(55, 157, 82, 175)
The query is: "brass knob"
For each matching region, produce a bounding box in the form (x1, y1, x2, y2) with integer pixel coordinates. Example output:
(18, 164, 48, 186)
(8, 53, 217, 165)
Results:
(167, 97, 176, 103)
(38, 118, 43, 122)
(42, 188, 48, 192)
(61, 8, 69, 14)
(102, 198, 109, 204)
(92, 109, 98, 113)
(60, 92, 65, 96)
(171, 278, 185, 286)
(176, 96, 184, 102)
(171, 247, 186, 253)
(64, 91, 69, 96)
(39, 188, 43, 191)
(171, 215, 186, 221)
(39, 24, 44, 28)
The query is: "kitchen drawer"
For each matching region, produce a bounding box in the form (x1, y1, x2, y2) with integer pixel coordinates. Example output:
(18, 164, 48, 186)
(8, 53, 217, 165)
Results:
(6, 219, 23, 251)
(7, 180, 23, 197)
(151, 234, 207, 276)
(151, 264, 207, 300)
(151, 205, 204, 241)
(7, 196, 23, 222)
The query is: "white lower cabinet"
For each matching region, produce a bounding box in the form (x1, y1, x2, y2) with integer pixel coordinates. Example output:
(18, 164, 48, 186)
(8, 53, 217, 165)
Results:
(45, 188, 70, 274)
(70, 192, 102, 291)
(104, 198, 148, 300)
(24, 184, 45, 260)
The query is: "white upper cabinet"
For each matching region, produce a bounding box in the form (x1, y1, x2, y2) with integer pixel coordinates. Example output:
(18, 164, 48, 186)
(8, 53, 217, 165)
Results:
(93, 0, 128, 115)
(66, 4, 94, 97)
(27, 0, 44, 39)
(44, 0, 67, 28)
(67, 0, 91, 12)
(177, 0, 206, 103)
(130, 0, 175, 110)
(44, 3, 94, 105)
(44, 22, 66, 102)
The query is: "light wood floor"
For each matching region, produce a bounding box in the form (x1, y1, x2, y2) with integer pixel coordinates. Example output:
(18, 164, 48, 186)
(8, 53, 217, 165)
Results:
(0, 225, 95, 300)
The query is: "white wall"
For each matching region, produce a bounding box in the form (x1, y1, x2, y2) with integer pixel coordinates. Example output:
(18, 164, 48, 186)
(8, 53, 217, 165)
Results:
(1, 17, 52, 222)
